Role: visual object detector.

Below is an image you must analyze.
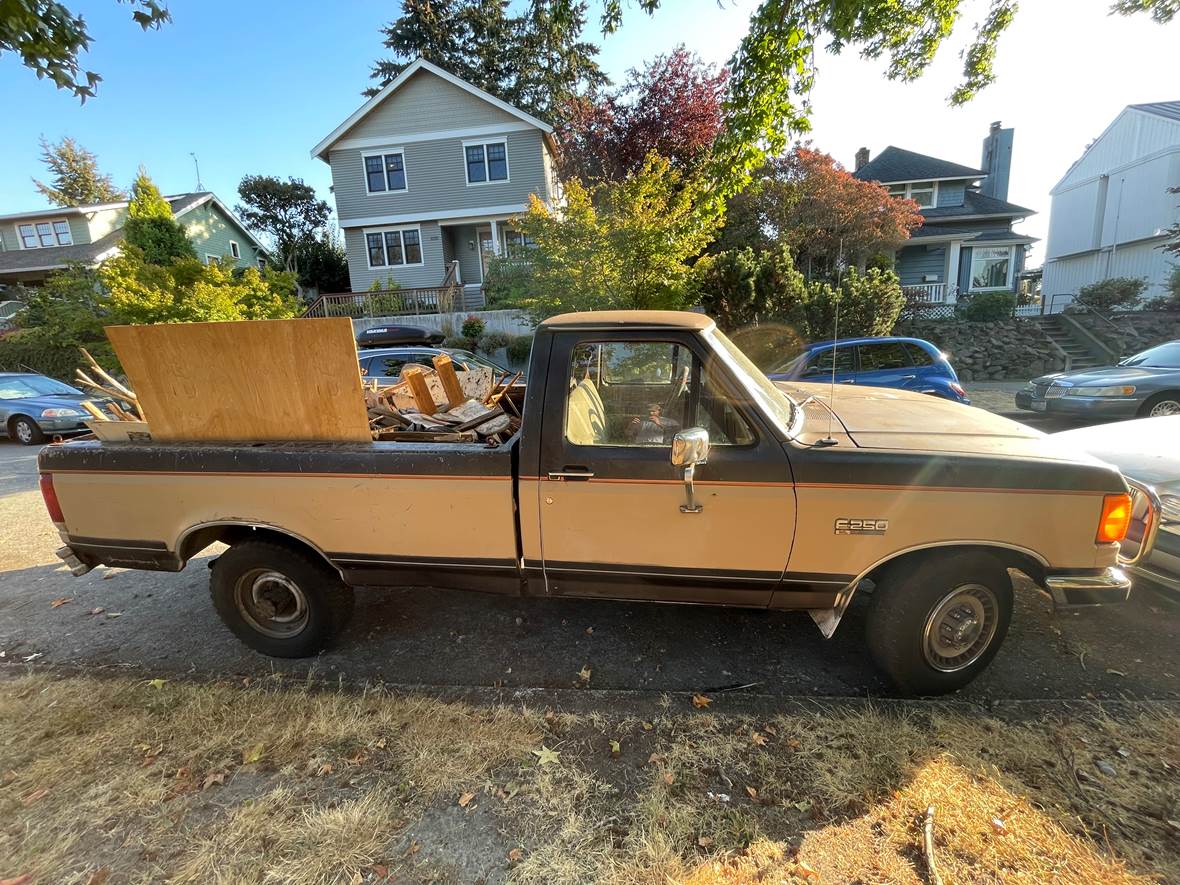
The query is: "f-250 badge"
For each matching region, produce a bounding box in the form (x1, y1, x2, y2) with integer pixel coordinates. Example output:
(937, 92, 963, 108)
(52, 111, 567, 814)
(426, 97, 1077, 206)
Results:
(835, 518, 889, 535)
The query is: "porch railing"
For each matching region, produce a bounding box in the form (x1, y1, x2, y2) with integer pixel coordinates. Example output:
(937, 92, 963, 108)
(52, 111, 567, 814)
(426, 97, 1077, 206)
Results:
(901, 283, 956, 303)
(302, 284, 460, 319)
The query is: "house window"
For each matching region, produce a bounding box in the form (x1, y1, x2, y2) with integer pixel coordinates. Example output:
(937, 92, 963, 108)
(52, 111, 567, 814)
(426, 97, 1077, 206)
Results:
(229, 240, 241, 259)
(257, 257, 267, 271)
(464, 140, 509, 185)
(886, 181, 938, 208)
(365, 226, 423, 268)
(504, 230, 536, 257)
(970, 246, 1013, 290)
(17, 219, 72, 248)
(205, 254, 221, 266)
(364, 150, 407, 193)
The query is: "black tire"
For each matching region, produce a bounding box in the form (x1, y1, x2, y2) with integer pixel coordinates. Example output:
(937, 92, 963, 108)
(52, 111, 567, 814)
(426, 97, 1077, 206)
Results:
(210, 540, 354, 658)
(865, 550, 1013, 696)
(1138, 391, 1180, 419)
(10, 415, 46, 446)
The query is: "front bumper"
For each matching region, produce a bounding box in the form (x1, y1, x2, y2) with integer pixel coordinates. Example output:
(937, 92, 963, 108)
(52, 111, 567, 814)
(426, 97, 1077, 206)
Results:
(38, 417, 89, 433)
(1015, 389, 1142, 417)
(1043, 567, 1132, 607)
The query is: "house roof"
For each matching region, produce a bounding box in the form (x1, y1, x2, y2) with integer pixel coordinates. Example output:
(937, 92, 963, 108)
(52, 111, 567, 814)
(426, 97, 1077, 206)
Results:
(907, 226, 1037, 245)
(1129, 100, 1180, 123)
(0, 192, 208, 223)
(853, 146, 985, 184)
(918, 190, 1034, 220)
(312, 57, 554, 161)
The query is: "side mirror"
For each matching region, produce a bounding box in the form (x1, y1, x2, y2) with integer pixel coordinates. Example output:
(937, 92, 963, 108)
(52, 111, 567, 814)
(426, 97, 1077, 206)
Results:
(671, 428, 710, 513)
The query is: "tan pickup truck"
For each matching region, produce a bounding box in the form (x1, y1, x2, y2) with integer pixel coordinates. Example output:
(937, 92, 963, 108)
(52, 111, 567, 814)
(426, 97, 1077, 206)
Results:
(38, 311, 1138, 694)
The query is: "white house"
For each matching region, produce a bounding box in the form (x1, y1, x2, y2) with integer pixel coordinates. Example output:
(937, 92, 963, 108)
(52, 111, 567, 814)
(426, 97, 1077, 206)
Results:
(1042, 101, 1180, 311)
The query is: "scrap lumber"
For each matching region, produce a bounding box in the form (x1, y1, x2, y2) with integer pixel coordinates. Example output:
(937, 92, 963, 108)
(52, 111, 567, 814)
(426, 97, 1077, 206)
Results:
(80, 347, 138, 402)
(458, 366, 494, 403)
(431, 354, 465, 409)
(79, 400, 110, 422)
(400, 365, 438, 415)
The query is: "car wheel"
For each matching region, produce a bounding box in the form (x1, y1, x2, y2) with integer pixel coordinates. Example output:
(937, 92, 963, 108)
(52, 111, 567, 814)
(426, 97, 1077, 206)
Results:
(1139, 392, 1180, 418)
(865, 550, 1013, 695)
(9, 416, 46, 446)
(210, 540, 354, 658)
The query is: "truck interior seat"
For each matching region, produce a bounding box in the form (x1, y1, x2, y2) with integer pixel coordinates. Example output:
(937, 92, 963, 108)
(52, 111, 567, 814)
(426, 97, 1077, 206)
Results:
(566, 377, 607, 445)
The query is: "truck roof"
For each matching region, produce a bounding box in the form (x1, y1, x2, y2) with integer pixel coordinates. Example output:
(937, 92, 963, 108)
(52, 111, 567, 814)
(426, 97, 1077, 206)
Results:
(539, 310, 715, 331)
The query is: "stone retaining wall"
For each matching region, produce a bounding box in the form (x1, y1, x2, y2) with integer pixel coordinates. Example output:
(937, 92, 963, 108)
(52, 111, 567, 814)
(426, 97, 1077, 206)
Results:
(1072, 311, 1180, 356)
(893, 318, 1066, 381)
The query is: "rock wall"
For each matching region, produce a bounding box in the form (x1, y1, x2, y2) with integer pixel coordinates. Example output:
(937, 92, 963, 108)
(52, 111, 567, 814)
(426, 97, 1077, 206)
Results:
(1072, 311, 1180, 356)
(893, 318, 1066, 381)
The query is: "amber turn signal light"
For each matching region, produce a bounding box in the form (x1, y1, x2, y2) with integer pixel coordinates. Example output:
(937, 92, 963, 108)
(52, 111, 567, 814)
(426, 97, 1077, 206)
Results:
(1096, 493, 1132, 544)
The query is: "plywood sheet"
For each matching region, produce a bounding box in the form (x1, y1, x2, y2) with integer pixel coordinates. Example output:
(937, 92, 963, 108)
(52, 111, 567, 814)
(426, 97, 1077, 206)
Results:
(105, 318, 371, 443)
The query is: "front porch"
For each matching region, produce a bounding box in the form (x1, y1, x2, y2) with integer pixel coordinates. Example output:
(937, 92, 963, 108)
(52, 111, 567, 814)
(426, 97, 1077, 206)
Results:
(440, 216, 528, 309)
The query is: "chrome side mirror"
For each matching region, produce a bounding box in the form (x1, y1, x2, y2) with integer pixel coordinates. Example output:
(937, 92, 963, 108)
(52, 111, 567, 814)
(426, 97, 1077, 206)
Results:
(671, 428, 710, 513)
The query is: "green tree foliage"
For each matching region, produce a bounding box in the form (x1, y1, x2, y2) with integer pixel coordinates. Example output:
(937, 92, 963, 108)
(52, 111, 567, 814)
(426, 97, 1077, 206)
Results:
(509, 154, 717, 321)
(294, 229, 351, 294)
(236, 176, 333, 277)
(1077, 277, 1147, 313)
(1, 0, 170, 100)
(33, 136, 125, 207)
(960, 290, 1016, 321)
(368, 0, 606, 120)
(122, 169, 196, 265)
(0, 268, 114, 378)
(1143, 266, 1180, 311)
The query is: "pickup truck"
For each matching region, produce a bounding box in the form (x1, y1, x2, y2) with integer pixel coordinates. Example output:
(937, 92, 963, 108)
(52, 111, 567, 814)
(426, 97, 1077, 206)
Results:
(38, 310, 1136, 695)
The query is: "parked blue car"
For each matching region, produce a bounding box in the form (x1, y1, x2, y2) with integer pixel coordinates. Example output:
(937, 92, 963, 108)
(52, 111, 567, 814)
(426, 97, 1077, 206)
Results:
(0, 372, 92, 445)
(766, 337, 969, 403)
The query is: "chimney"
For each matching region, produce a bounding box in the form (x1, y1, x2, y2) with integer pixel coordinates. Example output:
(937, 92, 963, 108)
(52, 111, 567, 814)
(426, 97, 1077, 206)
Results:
(980, 121, 1013, 200)
(854, 147, 870, 171)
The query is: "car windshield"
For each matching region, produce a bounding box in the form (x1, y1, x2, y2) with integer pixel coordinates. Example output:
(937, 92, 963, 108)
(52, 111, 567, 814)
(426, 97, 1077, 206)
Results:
(448, 349, 509, 374)
(706, 328, 798, 435)
(0, 375, 81, 400)
(1121, 342, 1180, 368)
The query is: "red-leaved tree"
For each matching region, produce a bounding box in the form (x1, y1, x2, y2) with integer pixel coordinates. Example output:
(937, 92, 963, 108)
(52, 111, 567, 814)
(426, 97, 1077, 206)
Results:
(558, 47, 728, 184)
(722, 147, 923, 276)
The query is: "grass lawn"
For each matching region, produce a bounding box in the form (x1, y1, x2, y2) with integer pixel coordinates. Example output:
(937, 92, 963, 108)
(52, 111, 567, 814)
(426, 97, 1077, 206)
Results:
(1, 671, 1176, 884)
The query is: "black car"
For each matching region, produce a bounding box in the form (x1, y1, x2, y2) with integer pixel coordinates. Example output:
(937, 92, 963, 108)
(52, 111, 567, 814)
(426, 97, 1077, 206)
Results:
(359, 346, 520, 386)
(0, 373, 92, 444)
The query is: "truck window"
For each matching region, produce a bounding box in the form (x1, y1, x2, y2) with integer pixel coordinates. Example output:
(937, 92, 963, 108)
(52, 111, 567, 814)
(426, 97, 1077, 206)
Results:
(565, 342, 751, 447)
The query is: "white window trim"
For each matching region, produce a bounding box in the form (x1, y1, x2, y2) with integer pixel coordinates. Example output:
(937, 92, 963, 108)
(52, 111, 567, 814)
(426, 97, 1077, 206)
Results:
(364, 223, 425, 269)
(205, 253, 222, 266)
(362, 148, 409, 195)
(257, 257, 267, 271)
(16, 218, 73, 249)
(462, 137, 510, 187)
(228, 240, 241, 259)
(967, 244, 1016, 292)
(887, 181, 939, 208)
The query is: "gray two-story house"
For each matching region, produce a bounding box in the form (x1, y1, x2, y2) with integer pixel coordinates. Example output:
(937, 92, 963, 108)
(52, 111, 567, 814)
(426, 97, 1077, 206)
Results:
(853, 122, 1036, 305)
(313, 58, 560, 300)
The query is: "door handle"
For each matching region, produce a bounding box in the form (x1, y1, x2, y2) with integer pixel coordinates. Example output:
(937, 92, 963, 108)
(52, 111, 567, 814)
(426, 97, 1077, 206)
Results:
(901, 374, 916, 380)
(547, 469, 595, 481)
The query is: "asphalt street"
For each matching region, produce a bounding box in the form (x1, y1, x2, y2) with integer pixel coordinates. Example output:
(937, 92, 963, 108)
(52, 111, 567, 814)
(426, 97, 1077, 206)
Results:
(2, 396, 1177, 702)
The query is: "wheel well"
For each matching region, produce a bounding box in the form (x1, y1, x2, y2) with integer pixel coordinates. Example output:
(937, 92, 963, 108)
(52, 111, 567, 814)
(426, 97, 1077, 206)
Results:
(178, 524, 339, 575)
(7, 414, 32, 431)
(862, 544, 1046, 588)
(1140, 389, 1180, 408)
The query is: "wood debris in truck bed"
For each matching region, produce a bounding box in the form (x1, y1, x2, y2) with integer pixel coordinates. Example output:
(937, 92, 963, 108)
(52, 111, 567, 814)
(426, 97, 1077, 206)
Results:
(364, 359, 522, 445)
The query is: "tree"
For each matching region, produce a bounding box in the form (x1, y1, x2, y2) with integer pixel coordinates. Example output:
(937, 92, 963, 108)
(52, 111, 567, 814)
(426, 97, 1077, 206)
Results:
(720, 147, 922, 276)
(509, 154, 717, 321)
(367, 0, 605, 120)
(236, 176, 332, 276)
(122, 168, 196, 265)
(294, 230, 351, 294)
(558, 47, 728, 184)
(595, 0, 1178, 216)
(1, 0, 170, 101)
(33, 136, 125, 206)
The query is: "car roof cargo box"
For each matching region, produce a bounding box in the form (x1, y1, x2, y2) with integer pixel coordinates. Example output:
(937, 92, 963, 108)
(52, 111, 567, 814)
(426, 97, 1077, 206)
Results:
(356, 325, 445, 348)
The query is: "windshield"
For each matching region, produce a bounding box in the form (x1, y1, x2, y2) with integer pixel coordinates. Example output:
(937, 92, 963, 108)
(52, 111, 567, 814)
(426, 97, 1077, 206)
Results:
(448, 348, 509, 374)
(706, 328, 798, 435)
(1122, 342, 1180, 368)
(0, 375, 81, 400)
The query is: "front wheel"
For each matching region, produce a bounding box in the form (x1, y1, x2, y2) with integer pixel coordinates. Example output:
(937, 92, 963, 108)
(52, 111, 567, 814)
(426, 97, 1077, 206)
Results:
(865, 551, 1013, 695)
(10, 416, 46, 446)
(210, 540, 354, 658)
(1139, 392, 1180, 418)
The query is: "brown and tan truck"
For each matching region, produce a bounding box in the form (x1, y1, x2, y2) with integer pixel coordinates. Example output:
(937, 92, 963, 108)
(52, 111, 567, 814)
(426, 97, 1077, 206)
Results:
(37, 311, 1137, 694)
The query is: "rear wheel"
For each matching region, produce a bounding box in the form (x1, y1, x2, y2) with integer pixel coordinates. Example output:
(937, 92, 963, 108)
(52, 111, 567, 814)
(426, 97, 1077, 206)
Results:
(1139, 392, 1180, 418)
(866, 551, 1013, 695)
(210, 540, 354, 657)
(10, 416, 45, 446)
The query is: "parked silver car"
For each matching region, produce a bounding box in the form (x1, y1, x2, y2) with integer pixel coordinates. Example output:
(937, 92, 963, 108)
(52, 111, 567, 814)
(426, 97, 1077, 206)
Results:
(0, 373, 92, 445)
(1051, 416, 1180, 596)
(1016, 340, 1180, 419)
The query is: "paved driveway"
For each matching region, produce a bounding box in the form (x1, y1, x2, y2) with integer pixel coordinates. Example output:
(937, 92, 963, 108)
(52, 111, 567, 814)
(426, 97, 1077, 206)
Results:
(2, 431, 1178, 702)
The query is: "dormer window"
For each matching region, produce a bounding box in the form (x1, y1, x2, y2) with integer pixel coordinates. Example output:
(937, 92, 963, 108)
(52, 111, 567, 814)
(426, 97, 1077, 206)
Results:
(17, 219, 73, 248)
(887, 181, 938, 208)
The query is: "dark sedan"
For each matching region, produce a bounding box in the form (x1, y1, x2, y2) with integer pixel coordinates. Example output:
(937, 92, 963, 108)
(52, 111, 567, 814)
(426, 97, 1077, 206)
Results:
(1016, 340, 1180, 419)
(359, 346, 520, 387)
(0, 373, 92, 445)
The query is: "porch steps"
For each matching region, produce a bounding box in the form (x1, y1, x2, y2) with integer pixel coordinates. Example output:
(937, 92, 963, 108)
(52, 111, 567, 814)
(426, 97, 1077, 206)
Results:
(1033, 315, 1102, 371)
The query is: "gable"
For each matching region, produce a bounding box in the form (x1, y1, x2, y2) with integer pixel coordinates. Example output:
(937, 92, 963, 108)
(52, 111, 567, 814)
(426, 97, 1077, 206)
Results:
(1053, 105, 1180, 193)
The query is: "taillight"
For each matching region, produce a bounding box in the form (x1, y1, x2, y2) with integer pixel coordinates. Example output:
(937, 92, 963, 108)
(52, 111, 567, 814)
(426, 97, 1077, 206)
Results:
(1096, 493, 1132, 544)
(949, 382, 966, 398)
(39, 473, 65, 523)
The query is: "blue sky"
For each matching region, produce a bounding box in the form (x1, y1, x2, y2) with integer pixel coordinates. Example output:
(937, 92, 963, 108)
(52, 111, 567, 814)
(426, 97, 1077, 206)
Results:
(0, 0, 1176, 264)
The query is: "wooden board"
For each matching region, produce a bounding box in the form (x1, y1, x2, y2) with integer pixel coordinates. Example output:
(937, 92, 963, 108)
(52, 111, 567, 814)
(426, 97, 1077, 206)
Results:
(105, 318, 371, 443)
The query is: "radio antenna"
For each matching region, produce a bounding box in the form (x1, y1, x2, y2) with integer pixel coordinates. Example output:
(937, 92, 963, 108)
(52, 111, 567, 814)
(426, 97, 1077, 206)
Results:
(815, 240, 845, 448)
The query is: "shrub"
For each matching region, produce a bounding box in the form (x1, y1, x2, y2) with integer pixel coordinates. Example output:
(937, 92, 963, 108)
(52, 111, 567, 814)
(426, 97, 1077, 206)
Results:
(461, 315, 486, 349)
(482, 257, 536, 308)
(693, 249, 759, 329)
(478, 331, 511, 353)
(367, 276, 401, 293)
(506, 334, 533, 366)
(441, 334, 469, 349)
(959, 291, 1016, 322)
(1078, 277, 1146, 312)
(1143, 266, 1180, 311)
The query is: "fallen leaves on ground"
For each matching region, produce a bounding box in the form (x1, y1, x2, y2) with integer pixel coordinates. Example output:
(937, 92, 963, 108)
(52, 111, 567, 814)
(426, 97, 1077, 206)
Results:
(458, 791, 475, 808)
(692, 693, 712, 709)
(533, 746, 560, 766)
(49, 598, 71, 608)
(242, 743, 265, 765)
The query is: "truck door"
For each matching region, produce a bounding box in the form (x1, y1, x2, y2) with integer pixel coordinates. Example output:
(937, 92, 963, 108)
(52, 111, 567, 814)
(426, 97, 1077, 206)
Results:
(533, 330, 796, 605)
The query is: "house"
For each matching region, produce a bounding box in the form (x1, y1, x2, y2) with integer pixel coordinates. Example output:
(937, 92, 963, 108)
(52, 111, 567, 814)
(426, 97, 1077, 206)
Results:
(0, 192, 268, 289)
(853, 122, 1036, 305)
(311, 57, 560, 303)
(1042, 101, 1180, 310)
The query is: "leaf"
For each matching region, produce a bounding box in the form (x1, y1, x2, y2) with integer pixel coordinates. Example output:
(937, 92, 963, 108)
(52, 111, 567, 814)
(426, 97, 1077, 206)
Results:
(533, 746, 560, 766)
(1106, 668, 1128, 677)
(21, 788, 49, 806)
(242, 743, 265, 765)
(86, 870, 111, 885)
(88, 607, 105, 616)
(609, 739, 621, 758)
(507, 847, 523, 863)
(746, 785, 759, 800)
(648, 752, 663, 765)
(577, 665, 592, 683)
(763, 723, 778, 736)
(106, 612, 123, 618)
(585, 626, 594, 635)
(202, 772, 225, 789)
(147, 678, 167, 689)
(991, 816, 1008, 835)
(406, 839, 421, 856)
(751, 731, 767, 746)
(369, 866, 390, 881)
(349, 871, 363, 885)
(692, 693, 712, 708)
(787, 738, 802, 751)
(458, 791, 475, 807)
(317, 763, 334, 776)
(50, 597, 72, 608)
(794, 861, 820, 881)
(642, 721, 654, 731)
(662, 769, 675, 785)
(697, 835, 714, 848)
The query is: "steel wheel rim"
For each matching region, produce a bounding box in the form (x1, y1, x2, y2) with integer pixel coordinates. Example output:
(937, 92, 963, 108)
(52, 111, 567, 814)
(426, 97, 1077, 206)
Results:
(15, 421, 33, 443)
(1149, 399, 1180, 417)
(922, 583, 999, 672)
(234, 568, 309, 639)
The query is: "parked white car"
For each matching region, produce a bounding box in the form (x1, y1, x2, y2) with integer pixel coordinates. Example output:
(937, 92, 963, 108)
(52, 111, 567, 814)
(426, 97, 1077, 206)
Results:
(1051, 417, 1180, 595)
